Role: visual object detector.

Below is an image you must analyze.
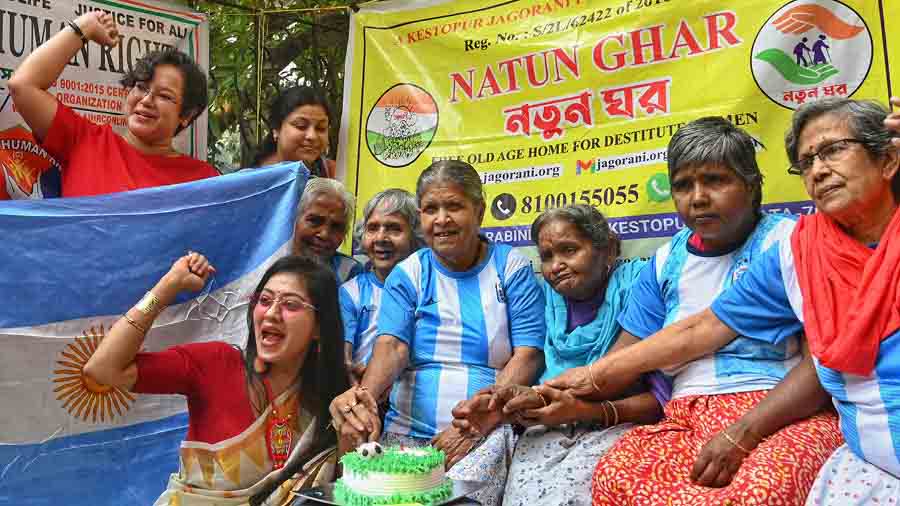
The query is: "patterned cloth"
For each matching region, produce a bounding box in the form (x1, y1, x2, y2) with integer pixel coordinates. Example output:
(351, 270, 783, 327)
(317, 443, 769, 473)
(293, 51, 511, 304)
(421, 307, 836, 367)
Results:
(806, 444, 900, 505)
(592, 390, 843, 506)
(503, 423, 633, 506)
(620, 214, 801, 400)
(152, 386, 336, 506)
(340, 269, 384, 365)
(381, 427, 517, 506)
(714, 238, 900, 477)
(377, 243, 545, 439)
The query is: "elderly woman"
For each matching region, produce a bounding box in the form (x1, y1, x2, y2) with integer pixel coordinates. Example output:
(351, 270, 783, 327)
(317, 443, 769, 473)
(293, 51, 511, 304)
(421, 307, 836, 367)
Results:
(341, 188, 423, 383)
(253, 86, 336, 178)
(83, 253, 349, 505)
(293, 178, 362, 284)
(550, 117, 842, 505)
(583, 97, 900, 505)
(330, 160, 545, 506)
(8, 12, 217, 197)
(449, 204, 662, 506)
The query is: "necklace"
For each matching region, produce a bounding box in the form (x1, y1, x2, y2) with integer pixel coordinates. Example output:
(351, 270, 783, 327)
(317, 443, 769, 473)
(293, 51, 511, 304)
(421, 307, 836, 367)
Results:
(262, 377, 293, 470)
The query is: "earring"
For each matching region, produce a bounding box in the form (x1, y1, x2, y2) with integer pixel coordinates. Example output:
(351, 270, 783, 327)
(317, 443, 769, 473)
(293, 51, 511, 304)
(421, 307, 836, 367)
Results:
(253, 356, 269, 374)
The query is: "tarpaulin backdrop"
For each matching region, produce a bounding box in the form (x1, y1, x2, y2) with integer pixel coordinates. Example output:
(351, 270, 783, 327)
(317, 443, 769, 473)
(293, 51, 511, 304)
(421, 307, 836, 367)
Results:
(0, 0, 210, 200)
(0, 163, 304, 504)
(337, 0, 898, 256)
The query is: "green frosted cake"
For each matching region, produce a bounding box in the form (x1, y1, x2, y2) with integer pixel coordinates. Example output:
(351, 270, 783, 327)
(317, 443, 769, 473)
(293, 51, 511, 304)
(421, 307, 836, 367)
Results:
(335, 443, 453, 506)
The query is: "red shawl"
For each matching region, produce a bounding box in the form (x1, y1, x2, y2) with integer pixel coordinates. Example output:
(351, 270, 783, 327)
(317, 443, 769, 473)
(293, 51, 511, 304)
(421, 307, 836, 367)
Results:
(791, 207, 900, 375)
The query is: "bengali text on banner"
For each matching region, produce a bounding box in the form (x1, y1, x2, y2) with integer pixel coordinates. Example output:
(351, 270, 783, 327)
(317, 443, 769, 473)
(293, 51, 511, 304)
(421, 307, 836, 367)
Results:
(337, 0, 898, 256)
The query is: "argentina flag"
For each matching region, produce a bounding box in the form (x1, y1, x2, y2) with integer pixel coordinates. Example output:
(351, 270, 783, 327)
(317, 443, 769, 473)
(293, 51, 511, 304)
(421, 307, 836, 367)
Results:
(0, 163, 305, 504)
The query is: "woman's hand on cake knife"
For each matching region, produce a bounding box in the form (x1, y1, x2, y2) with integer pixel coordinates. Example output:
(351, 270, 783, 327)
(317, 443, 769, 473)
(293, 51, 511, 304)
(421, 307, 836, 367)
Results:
(329, 386, 380, 446)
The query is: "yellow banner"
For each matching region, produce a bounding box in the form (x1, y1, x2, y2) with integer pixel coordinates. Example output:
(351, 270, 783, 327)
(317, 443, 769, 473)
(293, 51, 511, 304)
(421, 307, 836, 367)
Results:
(338, 0, 897, 254)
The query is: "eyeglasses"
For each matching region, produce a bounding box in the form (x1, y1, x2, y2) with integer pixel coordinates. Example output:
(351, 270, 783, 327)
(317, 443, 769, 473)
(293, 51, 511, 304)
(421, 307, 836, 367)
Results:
(788, 138, 866, 175)
(132, 82, 180, 106)
(251, 293, 316, 314)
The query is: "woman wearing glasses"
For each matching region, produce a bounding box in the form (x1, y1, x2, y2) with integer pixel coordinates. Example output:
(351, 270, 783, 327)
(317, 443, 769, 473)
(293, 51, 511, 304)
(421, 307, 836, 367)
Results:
(83, 252, 349, 505)
(576, 98, 900, 505)
(552, 117, 842, 506)
(7, 12, 218, 198)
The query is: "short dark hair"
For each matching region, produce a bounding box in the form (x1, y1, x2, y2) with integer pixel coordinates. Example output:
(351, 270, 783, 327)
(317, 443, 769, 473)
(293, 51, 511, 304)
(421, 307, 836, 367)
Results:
(667, 117, 764, 211)
(245, 256, 348, 505)
(120, 49, 208, 133)
(785, 98, 899, 200)
(253, 86, 332, 166)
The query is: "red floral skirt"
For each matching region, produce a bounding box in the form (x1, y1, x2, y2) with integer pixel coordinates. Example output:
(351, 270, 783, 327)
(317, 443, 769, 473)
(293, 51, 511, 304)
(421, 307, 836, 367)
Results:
(592, 390, 843, 506)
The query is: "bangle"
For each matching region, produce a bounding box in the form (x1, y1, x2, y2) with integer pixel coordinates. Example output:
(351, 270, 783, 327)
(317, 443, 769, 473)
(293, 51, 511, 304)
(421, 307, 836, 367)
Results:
(604, 400, 619, 426)
(123, 314, 148, 334)
(722, 429, 753, 455)
(531, 386, 549, 407)
(135, 291, 162, 315)
(588, 360, 602, 394)
(598, 400, 610, 427)
(66, 20, 88, 46)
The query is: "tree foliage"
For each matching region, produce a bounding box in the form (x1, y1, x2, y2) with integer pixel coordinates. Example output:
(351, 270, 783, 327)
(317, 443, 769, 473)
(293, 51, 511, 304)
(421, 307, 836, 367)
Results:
(199, 0, 352, 171)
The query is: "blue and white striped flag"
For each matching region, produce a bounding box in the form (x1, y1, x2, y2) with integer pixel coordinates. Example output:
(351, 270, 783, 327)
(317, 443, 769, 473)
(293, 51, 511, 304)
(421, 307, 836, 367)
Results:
(0, 163, 306, 504)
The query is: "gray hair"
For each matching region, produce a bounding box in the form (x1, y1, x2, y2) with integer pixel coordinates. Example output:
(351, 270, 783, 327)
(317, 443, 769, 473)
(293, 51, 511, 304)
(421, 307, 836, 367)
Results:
(785, 98, 899, 199)
(531, 204, 620, 260)
(415, 160, 485, 209)
(297, 177, 355, 222)
(668, 116, 764, 210)
(353, 188, 425, 248)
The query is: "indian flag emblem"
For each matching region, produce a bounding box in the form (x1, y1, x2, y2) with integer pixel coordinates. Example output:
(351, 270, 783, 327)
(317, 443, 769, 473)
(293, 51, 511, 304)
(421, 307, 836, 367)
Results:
(750, 0, 872, 109)
(366, 84, 438, 168)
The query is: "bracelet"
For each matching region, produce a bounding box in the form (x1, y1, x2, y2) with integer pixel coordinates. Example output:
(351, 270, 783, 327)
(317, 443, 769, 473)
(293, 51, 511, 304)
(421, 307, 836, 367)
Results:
(135, 291, 162, 315)
(531, 386, 549, 407)
(722, 429, 753, 455)
(604, 400, 619, 426)
(598, 400, 610, 427)
(66, 20, 88, 46)
(588, 360, 602, 394)
(123, 314, 148, 334)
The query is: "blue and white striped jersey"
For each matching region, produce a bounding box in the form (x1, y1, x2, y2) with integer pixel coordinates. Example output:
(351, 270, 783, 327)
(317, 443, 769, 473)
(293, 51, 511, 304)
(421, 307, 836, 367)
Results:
(377, 243, 545, 439)
(713, 236, 900, 478)
(339, 270, 383, 365)
(619, 214, 801, 399)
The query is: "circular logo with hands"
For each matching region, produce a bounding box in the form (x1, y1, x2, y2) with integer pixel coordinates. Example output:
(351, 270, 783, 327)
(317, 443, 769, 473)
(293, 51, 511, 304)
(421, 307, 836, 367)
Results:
(491, 193, 517, 221)
(751, 0, 872, 109)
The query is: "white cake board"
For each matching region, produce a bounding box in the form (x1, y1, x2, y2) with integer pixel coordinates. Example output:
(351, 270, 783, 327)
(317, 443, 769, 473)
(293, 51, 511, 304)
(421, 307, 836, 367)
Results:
(290, 479, 488, 505)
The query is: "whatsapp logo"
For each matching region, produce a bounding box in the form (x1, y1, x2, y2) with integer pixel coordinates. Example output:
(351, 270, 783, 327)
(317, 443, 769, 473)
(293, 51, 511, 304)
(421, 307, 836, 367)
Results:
(647, 173, 671, 202)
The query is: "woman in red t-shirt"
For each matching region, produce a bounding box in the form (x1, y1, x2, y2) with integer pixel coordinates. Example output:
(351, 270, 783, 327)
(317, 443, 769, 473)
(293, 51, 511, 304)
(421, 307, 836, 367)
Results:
(83, 252, 349, 505)
(253, 86, 336, 178)
(7, 12, 219, 198)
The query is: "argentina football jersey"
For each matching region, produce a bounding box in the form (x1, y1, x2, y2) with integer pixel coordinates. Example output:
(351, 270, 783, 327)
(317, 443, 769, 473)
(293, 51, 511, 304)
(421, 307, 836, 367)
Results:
(376, 243, 545, 439)
(713, 237, 900, 477)
(619, 213, 801, 399)
(339, 270, 384, 365)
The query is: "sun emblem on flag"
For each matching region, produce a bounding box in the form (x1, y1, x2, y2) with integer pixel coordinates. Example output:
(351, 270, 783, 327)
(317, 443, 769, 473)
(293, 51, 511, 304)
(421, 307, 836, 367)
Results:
(53, 325, 135, 423)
